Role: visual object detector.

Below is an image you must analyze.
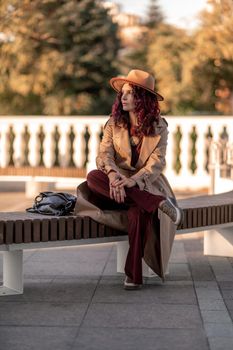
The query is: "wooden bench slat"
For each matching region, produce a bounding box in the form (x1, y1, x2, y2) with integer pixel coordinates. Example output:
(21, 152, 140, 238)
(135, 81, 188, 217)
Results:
(41, 219, 49, 242)
(75, 217, 82, 239)
(229, 205, 233, 222)
(98, 223, 105, 238)
(202, 207, 207, 227)
(193, 208, 198, 228)
(58, 218, 66, 240)
(224, 205, 229, 223)
(91, 220, 98, 238)
(0, 221, 4, 244)
(197, 208, 202, 227)
(6, 221, 14, 244)
(83, 217, 91, 239)
(207, 207, 212, 226)
(32, 220, 41, 242)
(50, 218, 58, 241)
(67, 217, 74, 240)
(216, 206, 221, 225)
(220, 206, 225, 224)
(15, 220, 23, 243)
(23, 220, 32, 243)
(187, 209, 193, 229)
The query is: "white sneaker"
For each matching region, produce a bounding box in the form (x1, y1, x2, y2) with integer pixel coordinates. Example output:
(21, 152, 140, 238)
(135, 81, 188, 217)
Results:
(124, 276, 142, 290)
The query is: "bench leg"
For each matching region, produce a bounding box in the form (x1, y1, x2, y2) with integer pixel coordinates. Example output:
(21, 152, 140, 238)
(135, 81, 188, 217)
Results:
(0, 250, 23, 296)
(116, 241, 169, 278)
(204, 227, 233, 257)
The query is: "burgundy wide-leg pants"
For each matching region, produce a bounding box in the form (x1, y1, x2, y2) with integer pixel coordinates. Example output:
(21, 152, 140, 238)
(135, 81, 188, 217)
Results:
(86, 170, 165, 284)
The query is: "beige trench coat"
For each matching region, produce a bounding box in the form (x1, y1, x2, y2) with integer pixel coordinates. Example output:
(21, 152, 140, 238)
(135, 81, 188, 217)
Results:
(75, 116, 176, 280)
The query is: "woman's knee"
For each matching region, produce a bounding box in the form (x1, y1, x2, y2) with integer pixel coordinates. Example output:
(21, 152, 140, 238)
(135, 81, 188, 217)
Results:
(86, 169, 107, 189)
(87, 169, 100, 186)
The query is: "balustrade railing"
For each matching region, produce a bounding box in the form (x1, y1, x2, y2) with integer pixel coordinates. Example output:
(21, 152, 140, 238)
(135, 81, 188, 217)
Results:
(0, 115, 232, 190)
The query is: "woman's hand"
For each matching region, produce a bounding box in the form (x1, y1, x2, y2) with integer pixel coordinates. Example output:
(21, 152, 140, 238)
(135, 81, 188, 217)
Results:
(108, 171, 126, 203)
(111, 175, 136, 189)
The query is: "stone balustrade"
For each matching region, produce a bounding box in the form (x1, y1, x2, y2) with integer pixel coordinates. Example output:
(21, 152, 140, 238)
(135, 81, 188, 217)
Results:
(0, 115, 232, 191)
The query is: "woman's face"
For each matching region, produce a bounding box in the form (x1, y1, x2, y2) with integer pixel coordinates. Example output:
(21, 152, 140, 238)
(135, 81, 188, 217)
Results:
(121, 83, 135, 112)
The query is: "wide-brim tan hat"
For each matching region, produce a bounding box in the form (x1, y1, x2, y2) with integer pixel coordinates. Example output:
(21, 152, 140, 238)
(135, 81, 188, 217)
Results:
(109, 69, 164, 101)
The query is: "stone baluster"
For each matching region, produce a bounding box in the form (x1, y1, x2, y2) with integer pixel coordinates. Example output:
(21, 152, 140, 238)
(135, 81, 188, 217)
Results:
(13, 123, 25, 167)
(0, 123, 10, 167)
(195, 127, 207, 179)
(73, 123, 86, 168)
(26, 122, 55, 198)
(180, 123, 192, 178)
(28, 123, 40, 167)
(43, 123, 55, 168)
(165, 123, 177, 178)
(58, 123, 70, 167)
(86, 123, 101, 172)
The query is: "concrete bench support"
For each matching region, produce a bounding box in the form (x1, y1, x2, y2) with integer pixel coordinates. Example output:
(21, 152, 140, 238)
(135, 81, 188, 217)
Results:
(204, 227, 233, 257)
(0, 250, 23, 296)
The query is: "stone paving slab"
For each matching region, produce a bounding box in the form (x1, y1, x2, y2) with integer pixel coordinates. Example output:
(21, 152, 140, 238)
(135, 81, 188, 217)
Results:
(0, 302, 88, 327)
(0, 326, 77, 350)
(218, 281, 233, 290)
(198, 298, 229, 311)
(165, 262, 192, 279)
(92, 283, 197, 305)
(204, 322, 233, 337)
(201, 310, 232, 324)
(73, 328, 209, 350)
(82, 303, 203, 329)
(208, 337, 233, 350)
(23, 259, 107, 278)
(0, 278, 98, 303)
(225, 299, 233, 310)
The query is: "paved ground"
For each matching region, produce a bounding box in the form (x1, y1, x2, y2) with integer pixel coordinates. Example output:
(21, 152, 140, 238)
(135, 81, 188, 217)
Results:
(0, 190, 233, 350)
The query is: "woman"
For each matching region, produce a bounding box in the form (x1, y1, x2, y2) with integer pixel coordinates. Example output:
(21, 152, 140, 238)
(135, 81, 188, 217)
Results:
(75, 69, 183, 290)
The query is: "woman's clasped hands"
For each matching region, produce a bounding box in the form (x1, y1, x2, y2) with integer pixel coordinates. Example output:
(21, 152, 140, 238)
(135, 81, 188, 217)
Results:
(108, 171, 136, 203)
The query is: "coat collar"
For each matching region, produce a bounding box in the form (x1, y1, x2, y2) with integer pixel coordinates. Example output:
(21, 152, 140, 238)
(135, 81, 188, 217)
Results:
(114, 117, 166, 168)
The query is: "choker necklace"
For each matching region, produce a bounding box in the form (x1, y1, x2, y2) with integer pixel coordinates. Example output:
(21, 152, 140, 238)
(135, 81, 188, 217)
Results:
(128, 123, 141, 146)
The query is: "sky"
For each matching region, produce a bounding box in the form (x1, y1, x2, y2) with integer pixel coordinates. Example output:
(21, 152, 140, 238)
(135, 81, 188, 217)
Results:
(108, 0, 208, 30)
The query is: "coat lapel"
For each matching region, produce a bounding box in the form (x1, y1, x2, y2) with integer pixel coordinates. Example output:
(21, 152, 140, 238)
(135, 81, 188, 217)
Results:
(135, 134, 161, 168)
(113, 118, 164, 169)
(114, 125, 132, 167)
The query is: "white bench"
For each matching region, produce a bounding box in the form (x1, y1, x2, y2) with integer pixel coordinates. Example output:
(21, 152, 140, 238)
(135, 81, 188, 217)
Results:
(1, 190, 233, 296)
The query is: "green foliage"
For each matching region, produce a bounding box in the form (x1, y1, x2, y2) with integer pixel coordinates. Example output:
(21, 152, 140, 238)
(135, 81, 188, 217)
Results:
(0, 0, 121, 115)
(148, 23, 194, 114)
(131, 0, 233, 115)
(189, 0, 233, 114)
(122, 0, 163, 76)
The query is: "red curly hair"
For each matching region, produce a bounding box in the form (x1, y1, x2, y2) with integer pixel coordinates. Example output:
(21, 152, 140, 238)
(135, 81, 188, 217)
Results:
(111, 84, 161, 136)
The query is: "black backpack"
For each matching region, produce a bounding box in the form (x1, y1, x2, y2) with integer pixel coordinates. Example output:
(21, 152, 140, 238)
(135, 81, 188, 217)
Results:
(26, 191, 77, 216)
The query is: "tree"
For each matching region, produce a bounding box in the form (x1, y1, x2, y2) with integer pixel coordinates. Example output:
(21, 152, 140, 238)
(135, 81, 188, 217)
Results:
(123, 0, 164, 75)
(147, 23, 194, 114)
(0, 0, 121, 115)
(187, 0, 233, 114)
(147, 0, 233, 115)
(146, 0, 164, 29)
